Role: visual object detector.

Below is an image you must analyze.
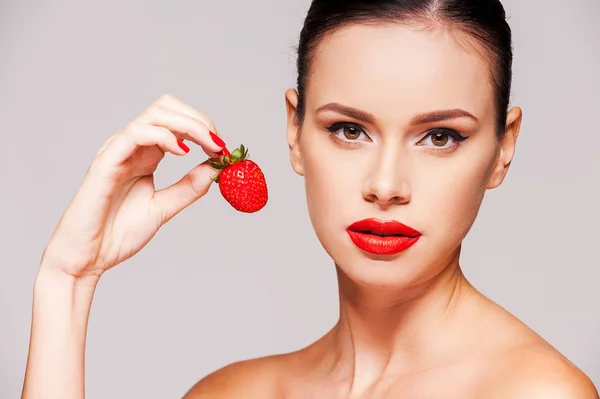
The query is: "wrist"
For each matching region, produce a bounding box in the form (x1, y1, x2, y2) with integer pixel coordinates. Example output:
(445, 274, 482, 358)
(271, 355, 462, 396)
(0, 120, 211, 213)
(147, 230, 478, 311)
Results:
(37, 261, 102, 290)
(35, 265, 100, 298)
(32, 265, 97, 332)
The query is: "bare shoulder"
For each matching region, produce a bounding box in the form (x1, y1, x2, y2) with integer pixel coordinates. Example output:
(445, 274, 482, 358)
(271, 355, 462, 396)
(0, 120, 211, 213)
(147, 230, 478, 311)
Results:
(182, 355, 284, 399)
(482, 344, 598, 399)
(466, 293, 598, 398)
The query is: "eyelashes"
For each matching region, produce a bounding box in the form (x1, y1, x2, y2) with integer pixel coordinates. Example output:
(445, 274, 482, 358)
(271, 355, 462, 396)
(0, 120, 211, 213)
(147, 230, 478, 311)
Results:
(325, 122, 469, 152)
(417, 128, 468, 151)
(325, 122, 370, 144)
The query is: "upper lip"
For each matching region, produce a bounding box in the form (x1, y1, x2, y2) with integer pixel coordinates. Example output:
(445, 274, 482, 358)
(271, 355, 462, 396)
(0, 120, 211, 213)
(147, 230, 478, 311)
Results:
(347, 218, 421, 237)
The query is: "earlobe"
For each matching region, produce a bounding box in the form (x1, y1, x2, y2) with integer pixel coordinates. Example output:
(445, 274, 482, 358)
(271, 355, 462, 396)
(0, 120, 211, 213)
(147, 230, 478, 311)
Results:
(487, 107, 523, 189)
(285, 89, 305, 176)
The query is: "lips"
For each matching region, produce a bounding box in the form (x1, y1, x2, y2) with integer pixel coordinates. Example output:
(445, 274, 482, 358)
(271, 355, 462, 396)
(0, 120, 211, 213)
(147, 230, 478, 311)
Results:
(346, 218, 421, 256)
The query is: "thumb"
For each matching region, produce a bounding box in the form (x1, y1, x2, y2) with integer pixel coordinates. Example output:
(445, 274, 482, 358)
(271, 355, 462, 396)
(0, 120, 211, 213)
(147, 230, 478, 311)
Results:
(153, 160, 220, 223)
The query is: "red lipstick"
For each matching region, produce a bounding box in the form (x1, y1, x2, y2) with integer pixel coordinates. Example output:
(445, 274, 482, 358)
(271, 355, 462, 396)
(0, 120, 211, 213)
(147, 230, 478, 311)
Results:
(346, 218, 421, 256)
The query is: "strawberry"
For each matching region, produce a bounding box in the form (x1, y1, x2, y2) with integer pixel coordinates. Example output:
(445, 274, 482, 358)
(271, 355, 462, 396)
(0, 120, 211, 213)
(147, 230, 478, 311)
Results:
(209, 144, 268, 213)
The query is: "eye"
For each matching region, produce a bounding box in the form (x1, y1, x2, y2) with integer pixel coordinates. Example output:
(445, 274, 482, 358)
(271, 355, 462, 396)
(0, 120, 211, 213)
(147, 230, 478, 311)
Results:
(417, 128, 467, 150)
(326, 122, 370, 143)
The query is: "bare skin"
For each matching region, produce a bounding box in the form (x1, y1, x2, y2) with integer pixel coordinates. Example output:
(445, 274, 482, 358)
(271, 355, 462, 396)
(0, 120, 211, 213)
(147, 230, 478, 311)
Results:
(22, 22, 597, 399)
(185, 24, 598, 398)
(187, 290, 595, 399)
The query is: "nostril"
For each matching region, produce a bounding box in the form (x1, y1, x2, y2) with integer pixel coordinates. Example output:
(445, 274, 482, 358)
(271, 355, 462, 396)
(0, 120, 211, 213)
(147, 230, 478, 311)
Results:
(364, 193, 406, 205)
(365, 193, 378, 203)
(389, 195, 404, 204)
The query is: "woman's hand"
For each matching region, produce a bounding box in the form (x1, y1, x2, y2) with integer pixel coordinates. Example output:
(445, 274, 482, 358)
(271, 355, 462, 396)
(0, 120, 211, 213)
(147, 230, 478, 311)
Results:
(22, 94, 227, 399)
(39, 94, 226, 285)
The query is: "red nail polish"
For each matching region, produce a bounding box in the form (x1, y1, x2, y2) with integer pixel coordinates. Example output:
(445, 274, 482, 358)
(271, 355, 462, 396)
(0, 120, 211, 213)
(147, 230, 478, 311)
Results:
(209, 131, 226, 148)
(178, 140, 190, 153)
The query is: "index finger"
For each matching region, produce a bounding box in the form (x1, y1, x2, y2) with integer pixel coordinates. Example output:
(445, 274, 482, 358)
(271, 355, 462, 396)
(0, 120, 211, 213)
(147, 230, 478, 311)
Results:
(155, 94, 220, 135)
(153, 94, 228, 157)
(134, 104, 223, 157)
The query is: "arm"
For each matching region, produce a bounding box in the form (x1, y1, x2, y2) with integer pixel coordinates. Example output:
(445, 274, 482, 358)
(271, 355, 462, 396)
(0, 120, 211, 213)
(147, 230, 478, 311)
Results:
(20, 94, 226, 399)
(21, 269, 98, 399)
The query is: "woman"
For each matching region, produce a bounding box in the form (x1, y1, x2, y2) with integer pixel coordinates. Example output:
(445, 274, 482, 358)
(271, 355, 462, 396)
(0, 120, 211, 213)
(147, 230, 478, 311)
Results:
(21, 0, 598, 398)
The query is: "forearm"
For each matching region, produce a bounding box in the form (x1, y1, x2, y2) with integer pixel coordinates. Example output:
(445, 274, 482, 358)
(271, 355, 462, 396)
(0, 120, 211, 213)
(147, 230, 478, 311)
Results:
(22, 267, 98, 399)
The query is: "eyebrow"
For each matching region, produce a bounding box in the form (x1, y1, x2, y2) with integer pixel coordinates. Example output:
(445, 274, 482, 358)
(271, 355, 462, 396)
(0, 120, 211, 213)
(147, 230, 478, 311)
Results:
(410, 109, 479, 125)
(315, 103, 478, 125)
(316, 103, 376, 124)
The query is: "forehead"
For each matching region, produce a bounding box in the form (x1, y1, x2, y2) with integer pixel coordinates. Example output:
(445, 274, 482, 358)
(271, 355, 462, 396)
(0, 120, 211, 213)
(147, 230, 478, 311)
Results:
(308, 23, 495, 124)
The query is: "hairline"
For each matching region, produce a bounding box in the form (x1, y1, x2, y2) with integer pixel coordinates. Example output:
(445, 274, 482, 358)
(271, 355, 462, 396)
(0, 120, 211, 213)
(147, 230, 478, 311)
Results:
(297, 18, 507, 137)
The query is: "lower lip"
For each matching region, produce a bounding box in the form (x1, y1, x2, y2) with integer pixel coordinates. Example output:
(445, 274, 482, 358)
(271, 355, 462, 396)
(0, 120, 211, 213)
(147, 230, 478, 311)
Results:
(346, 230, 421, 256)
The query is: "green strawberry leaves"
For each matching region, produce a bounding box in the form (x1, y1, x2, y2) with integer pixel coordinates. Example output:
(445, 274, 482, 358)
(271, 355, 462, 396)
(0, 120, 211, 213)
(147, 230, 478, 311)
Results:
(208, 143, 250, 185)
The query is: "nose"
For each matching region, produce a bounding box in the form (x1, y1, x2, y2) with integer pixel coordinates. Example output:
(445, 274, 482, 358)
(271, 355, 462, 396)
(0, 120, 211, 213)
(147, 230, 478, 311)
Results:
(362, 149, 411, 207)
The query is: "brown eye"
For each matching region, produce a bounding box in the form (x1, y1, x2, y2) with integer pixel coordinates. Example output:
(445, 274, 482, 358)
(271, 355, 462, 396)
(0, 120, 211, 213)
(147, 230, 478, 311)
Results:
(416, 129, 467, 150)
(326, 122, 370, 144)
(431, 132, 449, 146)
(343, 126, 361, 140)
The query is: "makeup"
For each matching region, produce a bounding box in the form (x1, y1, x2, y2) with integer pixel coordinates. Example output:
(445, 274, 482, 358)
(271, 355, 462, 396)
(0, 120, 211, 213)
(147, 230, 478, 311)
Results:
(346, 218, 421, 256)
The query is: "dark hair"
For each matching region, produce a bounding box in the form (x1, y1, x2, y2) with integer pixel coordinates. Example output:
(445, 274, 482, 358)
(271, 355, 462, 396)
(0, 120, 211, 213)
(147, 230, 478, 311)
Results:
(295, 0, 513, 137)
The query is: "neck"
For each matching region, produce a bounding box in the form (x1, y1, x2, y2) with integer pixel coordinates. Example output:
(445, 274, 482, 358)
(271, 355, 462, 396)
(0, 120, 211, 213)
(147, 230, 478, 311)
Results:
(325, 251, 477, 392)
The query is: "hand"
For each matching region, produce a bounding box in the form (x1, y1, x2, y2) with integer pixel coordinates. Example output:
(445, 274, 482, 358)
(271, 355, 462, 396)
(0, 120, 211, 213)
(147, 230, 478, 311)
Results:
(39, 94, 226, 285)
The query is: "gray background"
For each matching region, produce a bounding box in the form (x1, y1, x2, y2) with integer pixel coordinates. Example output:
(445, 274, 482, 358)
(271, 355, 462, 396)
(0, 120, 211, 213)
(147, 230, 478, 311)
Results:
(1, 0, 599, 397)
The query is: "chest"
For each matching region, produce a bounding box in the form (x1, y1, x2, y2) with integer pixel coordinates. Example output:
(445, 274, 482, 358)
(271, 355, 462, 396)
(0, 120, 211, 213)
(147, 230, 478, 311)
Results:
(284, 362, 487, 399)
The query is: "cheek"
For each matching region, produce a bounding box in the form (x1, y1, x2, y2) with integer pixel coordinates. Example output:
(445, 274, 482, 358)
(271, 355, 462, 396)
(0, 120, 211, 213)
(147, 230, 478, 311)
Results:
(303, 142, 352, 225)
(414, 146, 497, 241)
(300, 134, 364, 250)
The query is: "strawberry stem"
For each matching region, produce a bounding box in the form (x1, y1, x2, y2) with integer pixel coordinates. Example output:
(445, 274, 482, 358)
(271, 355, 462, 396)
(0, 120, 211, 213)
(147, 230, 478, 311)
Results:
(208, 143, 249, 184)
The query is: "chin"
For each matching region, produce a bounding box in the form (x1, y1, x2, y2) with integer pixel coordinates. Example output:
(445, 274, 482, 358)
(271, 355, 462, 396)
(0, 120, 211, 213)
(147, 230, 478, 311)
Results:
(327, 232, 443, 291)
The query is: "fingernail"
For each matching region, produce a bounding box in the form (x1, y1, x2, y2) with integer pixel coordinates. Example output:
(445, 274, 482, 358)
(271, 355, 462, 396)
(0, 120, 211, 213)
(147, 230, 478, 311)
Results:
(215, 150, 224, 156)
(177, 139, 190, 153)
(209, 131, 226, 148)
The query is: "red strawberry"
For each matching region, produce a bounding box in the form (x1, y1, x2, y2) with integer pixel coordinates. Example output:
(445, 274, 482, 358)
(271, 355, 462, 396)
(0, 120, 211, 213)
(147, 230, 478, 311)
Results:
(209, 144, 268, 213)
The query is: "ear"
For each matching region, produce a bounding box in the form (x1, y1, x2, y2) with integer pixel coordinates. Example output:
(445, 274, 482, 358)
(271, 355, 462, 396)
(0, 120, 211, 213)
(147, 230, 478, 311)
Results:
(285, 88, 305, 176)
(487, 106, 523, 189)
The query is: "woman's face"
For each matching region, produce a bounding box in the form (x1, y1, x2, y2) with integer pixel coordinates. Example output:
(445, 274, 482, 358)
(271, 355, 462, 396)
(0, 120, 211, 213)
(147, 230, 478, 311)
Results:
(286, 24, 520, 290)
